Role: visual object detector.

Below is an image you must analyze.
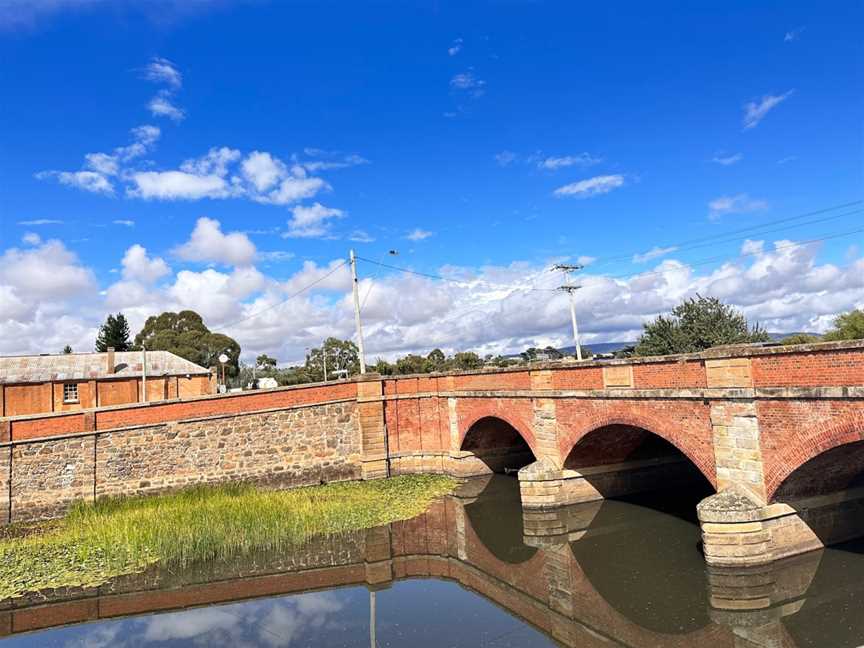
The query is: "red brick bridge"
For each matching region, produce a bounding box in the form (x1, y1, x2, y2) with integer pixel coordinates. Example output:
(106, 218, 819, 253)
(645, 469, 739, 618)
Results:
(2, 340, 863, 566)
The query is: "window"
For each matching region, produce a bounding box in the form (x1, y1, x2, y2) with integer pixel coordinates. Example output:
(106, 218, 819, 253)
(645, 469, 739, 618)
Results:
(63, 383, 79, 403)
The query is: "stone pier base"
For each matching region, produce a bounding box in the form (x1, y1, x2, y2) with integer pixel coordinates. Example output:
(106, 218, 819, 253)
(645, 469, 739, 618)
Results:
(698, 485, 864, 567)
(518, 456, 699, 509)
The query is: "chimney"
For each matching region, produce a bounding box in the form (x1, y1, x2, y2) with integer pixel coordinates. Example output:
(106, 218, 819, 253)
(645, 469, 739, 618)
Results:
(106, 347, 115, 375)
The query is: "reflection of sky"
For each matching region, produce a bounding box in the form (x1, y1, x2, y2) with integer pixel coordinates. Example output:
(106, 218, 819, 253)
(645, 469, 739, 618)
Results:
(0, 581, 554, 647)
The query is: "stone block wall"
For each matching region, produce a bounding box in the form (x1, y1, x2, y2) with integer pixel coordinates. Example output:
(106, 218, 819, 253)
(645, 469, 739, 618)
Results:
(4, 400, 361, 522)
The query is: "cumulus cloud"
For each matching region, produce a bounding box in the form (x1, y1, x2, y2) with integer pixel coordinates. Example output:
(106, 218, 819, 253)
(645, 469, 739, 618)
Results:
(708, 193, 769, 219)
(448, 38, 463, 56)
(143, 57, 185, 121)
(554, 174, 625, 198)
(283, 203, 344, 238)
(174, 217, 257, 266)
(743, 91, 793, 130)
(784, 27, 805, 42)
(121, 244, 170, 283)
(2, 219, 861, 365)
(494, 151, 517, 167)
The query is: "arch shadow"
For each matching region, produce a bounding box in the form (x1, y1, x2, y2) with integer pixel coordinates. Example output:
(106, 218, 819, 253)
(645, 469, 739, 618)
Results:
(771, 437, 864, 551)
(460, 416, 537, 474)
(563, 423, 714, 522)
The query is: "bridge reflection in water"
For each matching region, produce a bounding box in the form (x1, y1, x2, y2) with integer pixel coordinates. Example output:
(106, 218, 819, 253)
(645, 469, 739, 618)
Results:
(2, 477, 864, 647)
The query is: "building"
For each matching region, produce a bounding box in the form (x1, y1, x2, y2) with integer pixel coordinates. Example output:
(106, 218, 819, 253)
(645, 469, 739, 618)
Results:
(0, 349, 215, 417)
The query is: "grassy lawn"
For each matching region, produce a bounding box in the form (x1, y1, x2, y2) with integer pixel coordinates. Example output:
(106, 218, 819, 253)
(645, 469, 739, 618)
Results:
(0, 474, 456, 600)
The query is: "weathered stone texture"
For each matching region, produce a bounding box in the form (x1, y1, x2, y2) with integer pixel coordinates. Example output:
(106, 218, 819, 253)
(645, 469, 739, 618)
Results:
(95, 402, 360, 499)
(11, 436, 95, 521)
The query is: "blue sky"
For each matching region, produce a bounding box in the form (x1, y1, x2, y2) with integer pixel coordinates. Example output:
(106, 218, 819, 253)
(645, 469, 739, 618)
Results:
(0, 1, 862, 362)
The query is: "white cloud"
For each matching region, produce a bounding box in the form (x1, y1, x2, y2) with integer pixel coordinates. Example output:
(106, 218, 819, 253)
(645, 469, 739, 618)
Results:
(174, 217, 257, 266)
(283, 203, 344, 238)
(349, 230, 375, 243)
(113, 219, 135, 227)
(148, 92, 185, 121)
(494, 151, 517, 167)
(633, 245, 678, 263)
(143, 57, 182, 88)
(242, 151, 287, 191)
(17, 219, 62, 225)
(554, 174, 625, 198)
(448, 38, 463, 56)
(1, 218, 862, 366)
(777, 156, 797, 165)
(743, 91, 794, 130)
(130, 170, 230, 200)
(22, 233, 41, 245)
(577, 255, 596, 266)
(0, 239, 95, 302)
(84, 152, 119, 175)
(784, 27, 805, 42)
(708, 193, 769, 219)
(537, 153, 602, 170)
(121, 244, 170, 283)
(712, 152, 743, 166)
(450, 71, 486, 96)
(37, 170, 114, 194)
(406, 228, 433, 241)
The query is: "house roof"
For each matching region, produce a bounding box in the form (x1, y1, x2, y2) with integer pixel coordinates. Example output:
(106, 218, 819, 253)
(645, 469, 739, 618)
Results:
(0, 351, 212, 384)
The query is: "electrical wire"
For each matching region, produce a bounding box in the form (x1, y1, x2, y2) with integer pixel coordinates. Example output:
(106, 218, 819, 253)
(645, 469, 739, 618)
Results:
(219, 259, 349, 329)
(607, 226, 864, 281)
(587, 200, 863, 270)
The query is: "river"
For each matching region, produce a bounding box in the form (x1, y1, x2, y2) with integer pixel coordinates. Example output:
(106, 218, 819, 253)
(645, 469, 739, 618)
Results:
(1, 475, 863, 647)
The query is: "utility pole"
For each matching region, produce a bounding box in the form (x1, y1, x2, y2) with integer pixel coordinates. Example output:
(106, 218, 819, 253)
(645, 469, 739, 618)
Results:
(552, 263, 584, 361)
(323, 343, 329, 382)
(141, 345, 148, 402)
(350, 249, 367, 374)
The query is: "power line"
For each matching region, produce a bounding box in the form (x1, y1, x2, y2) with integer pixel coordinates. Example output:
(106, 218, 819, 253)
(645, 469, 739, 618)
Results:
(587, 200, 863, 270)
(355, 256, 558, 292)
(219, 259, 349, 330)
(607, 226, 864, 281)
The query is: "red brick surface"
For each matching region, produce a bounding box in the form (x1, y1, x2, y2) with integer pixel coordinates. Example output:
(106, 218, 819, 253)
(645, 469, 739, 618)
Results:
(555, 399, 715, 484)
(752, 350, 864, 387)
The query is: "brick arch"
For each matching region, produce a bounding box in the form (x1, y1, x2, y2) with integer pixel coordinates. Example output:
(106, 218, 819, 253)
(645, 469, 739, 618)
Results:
(557, 408, 716, 487)
(766, 410, 864, 501)
(457, 400, 538, 459)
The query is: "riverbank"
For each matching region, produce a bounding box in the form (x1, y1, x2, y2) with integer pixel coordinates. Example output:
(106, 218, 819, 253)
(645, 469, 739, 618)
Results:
(0, 474, 457, 600)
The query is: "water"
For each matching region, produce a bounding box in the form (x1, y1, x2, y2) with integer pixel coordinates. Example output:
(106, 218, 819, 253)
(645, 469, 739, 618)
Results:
(2, 475, 864, 647)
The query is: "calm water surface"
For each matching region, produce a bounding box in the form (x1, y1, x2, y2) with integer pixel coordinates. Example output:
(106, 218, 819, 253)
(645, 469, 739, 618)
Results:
(2, 476, 864, 647)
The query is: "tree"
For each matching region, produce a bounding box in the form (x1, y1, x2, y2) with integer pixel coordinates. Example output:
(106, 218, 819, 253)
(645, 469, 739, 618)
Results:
(396, 354, 428, 375)
(426, 348, 446, 372)
(133, 310, 241, 376)
(256, 354, 278, 372)
(372, 358, 395, 376)
(305, 338, 360, 381)
(62, 345, 73, 354)
(453, 351, 483, 370)
(635, 295, 769, 357)
(95, 313, 132, 352)
(781, 333, 822, 346)
(823, 309, 864, 341)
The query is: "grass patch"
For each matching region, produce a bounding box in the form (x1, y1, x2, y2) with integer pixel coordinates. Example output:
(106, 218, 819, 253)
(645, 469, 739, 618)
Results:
(0, 474, 456, 600)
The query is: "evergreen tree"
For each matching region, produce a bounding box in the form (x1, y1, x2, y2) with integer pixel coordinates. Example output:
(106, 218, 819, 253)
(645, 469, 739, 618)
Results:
(95, 313, 132, 352)
(635, 295, 769, 356)
(62, 345, 73, 354)
(823, 309, 864, 341)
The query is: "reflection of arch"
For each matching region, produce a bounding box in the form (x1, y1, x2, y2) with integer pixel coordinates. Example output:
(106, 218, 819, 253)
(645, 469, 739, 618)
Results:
(559, 413, 716, 487)
(460, 416, 537, 473)
(570, 498, 712, 635)
(766, 412, 864, 500)
(464, 476, 538, 565)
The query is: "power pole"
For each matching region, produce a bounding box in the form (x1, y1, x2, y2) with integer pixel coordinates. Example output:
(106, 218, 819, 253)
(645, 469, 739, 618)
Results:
(350, 249, 367, 374)
(552, 263, 584, 361)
